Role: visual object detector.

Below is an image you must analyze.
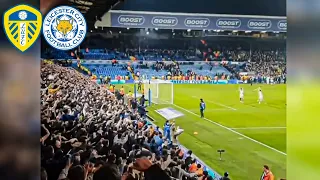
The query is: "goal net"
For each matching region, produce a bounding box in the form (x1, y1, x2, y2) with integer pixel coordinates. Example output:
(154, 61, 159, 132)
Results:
(137, 79, 173, 105)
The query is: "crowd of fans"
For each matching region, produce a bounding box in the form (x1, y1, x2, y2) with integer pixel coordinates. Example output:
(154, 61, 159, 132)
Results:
(245, 61, 286, 76)
(152, 61, 181, 76)
(124, 48, 200, 61)
(82, 48, 285, 63)
(40, 61, 218, 180)
(102, 48, 287, 81)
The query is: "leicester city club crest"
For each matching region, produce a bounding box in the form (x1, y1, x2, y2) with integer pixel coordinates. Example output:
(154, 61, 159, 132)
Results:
(3, 4, 42, 52)
(42, 6, 87, 51)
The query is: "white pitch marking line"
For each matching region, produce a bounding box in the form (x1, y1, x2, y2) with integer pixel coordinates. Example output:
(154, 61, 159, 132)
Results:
(189, 108, 233, 112)
(171, 103, 287, 156)
(207, 99, 237, 111)
(231, 127, 286, 130)
(192, 96, 237, 111)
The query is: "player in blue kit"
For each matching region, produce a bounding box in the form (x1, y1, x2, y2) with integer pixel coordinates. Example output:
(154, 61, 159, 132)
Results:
(163, 120, 172, 143)
(200, 98, 206, 118)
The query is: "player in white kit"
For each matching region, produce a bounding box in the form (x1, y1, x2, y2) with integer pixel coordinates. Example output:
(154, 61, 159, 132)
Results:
(254, 86, 264, 104)
(258, 88, 264, 104)
(239, 87, 244, 103)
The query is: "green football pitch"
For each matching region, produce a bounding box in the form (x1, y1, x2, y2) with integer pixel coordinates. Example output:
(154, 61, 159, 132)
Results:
(121, 84, 286, 180)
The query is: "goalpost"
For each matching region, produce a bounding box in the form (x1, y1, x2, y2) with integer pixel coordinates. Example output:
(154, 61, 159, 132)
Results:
(135, 79, 174, 105)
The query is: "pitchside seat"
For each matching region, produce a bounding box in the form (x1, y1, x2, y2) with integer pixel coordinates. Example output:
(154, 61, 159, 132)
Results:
(179, 65, 231, 75)
(137, 69, 168, 77)
(49, 48, 191, 61)
(83, 54, 116, 60)
(80, 64, 128, 79)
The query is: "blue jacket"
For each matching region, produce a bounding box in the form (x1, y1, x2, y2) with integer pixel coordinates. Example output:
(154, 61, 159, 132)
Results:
(200, 102, 206, 110)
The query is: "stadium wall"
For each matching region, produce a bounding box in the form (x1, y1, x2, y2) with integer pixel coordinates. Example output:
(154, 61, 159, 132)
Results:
(132, 79, 241, 84)
(94, 79, 242, 84)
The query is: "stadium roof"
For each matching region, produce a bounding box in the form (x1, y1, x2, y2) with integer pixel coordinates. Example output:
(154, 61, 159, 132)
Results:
(109, 10, 286, 19)
(67, 0, 121, 27)
(66, 0, 286, 29)
(114, 0, 286, 16)
(93, 10, 286, 33)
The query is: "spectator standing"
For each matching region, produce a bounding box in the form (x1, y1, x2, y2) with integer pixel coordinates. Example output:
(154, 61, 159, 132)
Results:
(220, 172, 230, 180)
(261, 165, 274, 180)
(40, 61, 225, 180)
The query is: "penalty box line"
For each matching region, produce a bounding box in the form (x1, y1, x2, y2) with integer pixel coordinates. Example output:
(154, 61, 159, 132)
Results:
(189, 108, 234, 112)
(191, 96, 237, 111)
(171, 103, 287, 156)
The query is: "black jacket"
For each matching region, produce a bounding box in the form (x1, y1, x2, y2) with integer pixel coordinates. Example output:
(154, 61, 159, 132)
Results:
(220, 177, 230, 180)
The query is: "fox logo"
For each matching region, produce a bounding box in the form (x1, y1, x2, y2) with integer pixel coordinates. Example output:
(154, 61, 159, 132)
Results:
(42, 6, 87, 50)
(56, 18, 73, 36)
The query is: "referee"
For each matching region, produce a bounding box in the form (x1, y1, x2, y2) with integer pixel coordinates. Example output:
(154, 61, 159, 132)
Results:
(200, 98, 206, 118)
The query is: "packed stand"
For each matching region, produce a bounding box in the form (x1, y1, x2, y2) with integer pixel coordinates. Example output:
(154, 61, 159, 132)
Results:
(241, 50, 286, 83)
(40, 61, 217, 180)
(125, 48, 200, 61)
(250, 50, 285, 62)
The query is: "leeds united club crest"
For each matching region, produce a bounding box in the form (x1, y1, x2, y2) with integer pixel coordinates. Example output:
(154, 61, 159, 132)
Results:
(3, 4, 42, 52)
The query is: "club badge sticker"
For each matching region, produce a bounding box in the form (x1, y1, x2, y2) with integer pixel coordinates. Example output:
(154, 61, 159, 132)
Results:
(3, 4, 42, 52)
(42, 6, 87, 51)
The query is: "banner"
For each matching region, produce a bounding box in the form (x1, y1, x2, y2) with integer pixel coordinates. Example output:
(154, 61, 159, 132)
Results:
(217, 80, 228, 84)
(107, 10, 286, 32)
(111, 80, 126, 84)
(170, 80, 229, 84)
(95, 80, 126, 84)
(228, 79, 238, 84)
(155, 107, 184, 120)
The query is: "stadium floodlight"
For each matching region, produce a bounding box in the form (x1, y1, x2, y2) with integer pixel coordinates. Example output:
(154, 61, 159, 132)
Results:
(139, 79, 174, 105)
